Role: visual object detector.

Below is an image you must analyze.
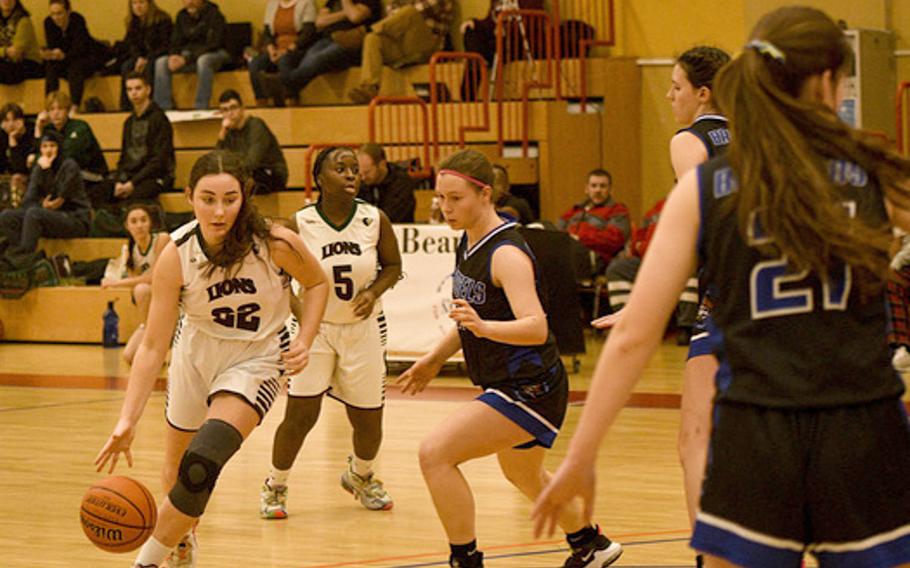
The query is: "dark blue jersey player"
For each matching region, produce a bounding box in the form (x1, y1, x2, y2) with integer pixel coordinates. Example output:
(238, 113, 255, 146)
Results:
(398, 149, 623, 568)
(536, 7, 910, 568)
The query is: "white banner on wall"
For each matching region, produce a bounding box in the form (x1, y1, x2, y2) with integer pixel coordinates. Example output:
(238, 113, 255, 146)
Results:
(383, 224, 462, 361)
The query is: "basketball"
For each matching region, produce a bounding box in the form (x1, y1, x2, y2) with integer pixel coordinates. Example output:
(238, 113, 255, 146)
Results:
(80, 476, 157, 553)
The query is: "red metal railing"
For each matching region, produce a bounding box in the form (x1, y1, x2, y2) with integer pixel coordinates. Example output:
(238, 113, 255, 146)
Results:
(368, 96, 433, 179)
(428, 51, 491, 162)
(494, 9, 555, 156)
(303, 143, 361, 200)
(897, 81, 910, 156)
(559, 0, 616, 110)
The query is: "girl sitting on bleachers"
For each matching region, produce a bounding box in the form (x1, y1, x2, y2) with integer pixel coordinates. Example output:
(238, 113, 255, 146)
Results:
(101, 202, 170, 365)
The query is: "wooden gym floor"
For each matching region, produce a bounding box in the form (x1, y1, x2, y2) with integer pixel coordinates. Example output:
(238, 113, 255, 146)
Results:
(2, 336, 897, 567)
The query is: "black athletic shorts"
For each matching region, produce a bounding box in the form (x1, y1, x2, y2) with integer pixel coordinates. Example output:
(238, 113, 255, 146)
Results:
(477, 362, 569, 449)
(691, 398, 910, 568)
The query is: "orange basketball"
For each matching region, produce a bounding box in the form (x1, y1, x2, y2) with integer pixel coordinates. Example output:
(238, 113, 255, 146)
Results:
(80, 476, 157, 553)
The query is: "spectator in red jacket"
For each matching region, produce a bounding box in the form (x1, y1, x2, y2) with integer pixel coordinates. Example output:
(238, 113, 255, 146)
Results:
(555, 168, 629, 280)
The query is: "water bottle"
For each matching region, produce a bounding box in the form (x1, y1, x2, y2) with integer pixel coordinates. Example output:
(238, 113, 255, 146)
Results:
(103, 300, 119, 348)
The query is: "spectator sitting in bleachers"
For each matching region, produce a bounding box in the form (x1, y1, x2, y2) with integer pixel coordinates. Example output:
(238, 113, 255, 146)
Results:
(215, 89, 287, 194)
(604, 197, 698, 335)
(459, 0, 543, 101)
(0, 102, 35, 207)
(0, 130, 90, 255)
(273, 0, 380, 105)
(42, 0, 111, 112)
(247, 0, 316, 107)
(117, 0, 172, 111)
(100, 202, 170, 365)
(154, 0, 229, 110)
(34, 91, 108, 186)
(92, 71, 174, 208)
(0, 0, 42, 85)
(491, 163, 533, 224)
(555, 168, 630, 281)
(356, 143, 416, 222)
(347, 0, 454, 104)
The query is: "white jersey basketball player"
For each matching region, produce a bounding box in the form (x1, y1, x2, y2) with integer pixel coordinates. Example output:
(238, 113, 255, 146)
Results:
(261, 146, 403, 517)
(96, 151, 328, 568)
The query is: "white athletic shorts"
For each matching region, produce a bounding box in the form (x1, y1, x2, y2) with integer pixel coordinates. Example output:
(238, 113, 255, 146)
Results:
(165, 319, 292, 431)
(287, 314, 387, 409)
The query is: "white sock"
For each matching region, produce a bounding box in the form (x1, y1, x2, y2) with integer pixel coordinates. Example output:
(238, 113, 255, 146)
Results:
(268, 466, 291, 487)
(133, 535, 171, 567)
(351, 455, 374, 477)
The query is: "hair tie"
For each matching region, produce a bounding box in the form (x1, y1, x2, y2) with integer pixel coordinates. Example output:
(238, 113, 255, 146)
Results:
(438, 169, 490, 189)
(745, 39, 786, 63)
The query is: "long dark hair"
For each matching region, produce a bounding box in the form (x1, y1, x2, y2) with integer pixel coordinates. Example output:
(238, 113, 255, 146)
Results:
(3, 0, 29, 18)
(188, 150, 272, 277)
(123, 202, 162, 273)
(715, 6, 910, 292)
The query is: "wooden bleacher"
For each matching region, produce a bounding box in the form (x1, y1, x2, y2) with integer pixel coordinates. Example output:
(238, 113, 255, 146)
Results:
(0, 57, 639, 344)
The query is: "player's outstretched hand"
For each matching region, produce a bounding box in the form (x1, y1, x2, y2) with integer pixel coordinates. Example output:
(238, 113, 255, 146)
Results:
(591, 309, 624, 330)
(532, 457, 596, 538)
(396, 355, 442, 395)
(283, 336, 311, 374)
(448, 299, 488, 337)
(95, 419, 136, 474)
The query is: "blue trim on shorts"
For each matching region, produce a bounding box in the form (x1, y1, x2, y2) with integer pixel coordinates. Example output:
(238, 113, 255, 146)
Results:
(813, 530, 910, 568)
(477, 390, 557, 449)
(687, 333, 714, 359)
(692, 517, 802, 568)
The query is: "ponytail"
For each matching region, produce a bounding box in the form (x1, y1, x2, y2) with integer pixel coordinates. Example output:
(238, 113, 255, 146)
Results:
(715, 5, 910, 293)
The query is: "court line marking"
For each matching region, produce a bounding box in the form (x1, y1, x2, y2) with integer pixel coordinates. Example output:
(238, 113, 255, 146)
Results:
(0, 373, 685, 409)
(0, 395, 124, 413)
(396, 537, 692, 567)
(306, 530, 691, 568)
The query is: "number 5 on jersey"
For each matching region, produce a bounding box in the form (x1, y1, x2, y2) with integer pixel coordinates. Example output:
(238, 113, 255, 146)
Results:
(333, 264, 354, 300)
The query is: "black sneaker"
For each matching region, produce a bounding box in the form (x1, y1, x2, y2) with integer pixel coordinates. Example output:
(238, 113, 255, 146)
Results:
(696, 554, 705, 567)
(449, 551, 484, 567)
(563, 531, 623, 568)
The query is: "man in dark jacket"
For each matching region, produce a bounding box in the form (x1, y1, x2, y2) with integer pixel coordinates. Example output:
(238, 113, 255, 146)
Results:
(0, 102, 35, 207)
(42, 0, 109, 110)
(35, 90, 108, 184)
(0, 130, 90, 254)
(356, 143, 416, 222)
(153, 0, 229, 110)
(94, 72, 175, 207)
(215, 90, 287, 194)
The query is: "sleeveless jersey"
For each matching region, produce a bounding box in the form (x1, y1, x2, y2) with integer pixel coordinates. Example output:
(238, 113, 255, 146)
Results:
(678, 114, 730, 158)
(172, 221, 291, 341)
(454, 221, 561, 387)
(698, 155, 903, 408)
(296, 200, 381, 324)
(128, 232, 160, 275)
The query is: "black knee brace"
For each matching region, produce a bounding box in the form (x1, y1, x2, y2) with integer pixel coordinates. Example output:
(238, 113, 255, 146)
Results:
(168, 419, 243, 517)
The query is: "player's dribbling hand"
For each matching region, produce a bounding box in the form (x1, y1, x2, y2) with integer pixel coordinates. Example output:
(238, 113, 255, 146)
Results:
(395, 355, 441, 395)
(448, 299, 488, 337)
(531, 457, 597, 538)
(591, 308, 623, 330)
(94, 419, 136, 474)
(282, 337, 310, 374)
(351, 289, 377, 319)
